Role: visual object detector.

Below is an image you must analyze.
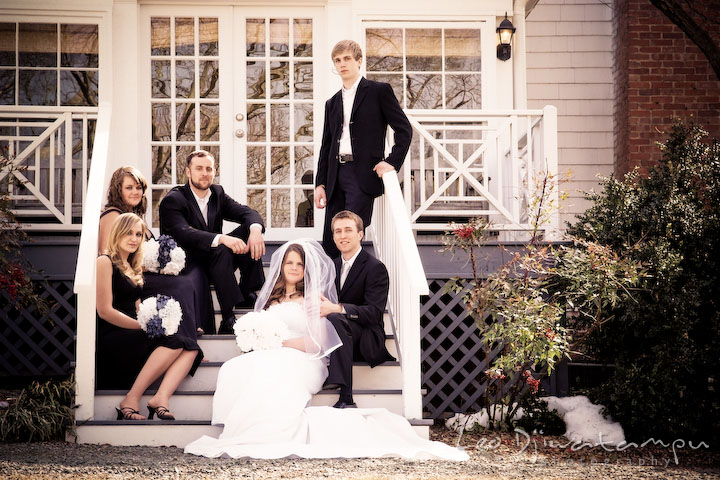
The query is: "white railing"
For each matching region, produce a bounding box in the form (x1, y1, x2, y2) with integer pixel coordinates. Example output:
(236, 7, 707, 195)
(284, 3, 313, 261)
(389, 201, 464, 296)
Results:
(73, 101, 112, 421)
(402, 106, 559, 240)
(371, 170, 429, 421)
(0, 106, 99, 230)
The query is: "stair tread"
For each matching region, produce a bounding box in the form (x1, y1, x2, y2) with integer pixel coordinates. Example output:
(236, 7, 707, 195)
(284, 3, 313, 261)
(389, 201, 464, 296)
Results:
(191, 360, 397, 367)
(81, 417, 431, 427)
(95, 389, 402, 395)
(191, 360, 398, 367)
(200, 333, 395, 340)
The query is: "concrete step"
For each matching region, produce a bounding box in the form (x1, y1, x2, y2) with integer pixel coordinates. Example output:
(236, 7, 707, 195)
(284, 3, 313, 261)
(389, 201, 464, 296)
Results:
(172, 360, 402, 392)
(197, 335, 398, 362)
(93, 389, 404, 421)
(210, 309, 396, 337)
(74, 420, 430, 448)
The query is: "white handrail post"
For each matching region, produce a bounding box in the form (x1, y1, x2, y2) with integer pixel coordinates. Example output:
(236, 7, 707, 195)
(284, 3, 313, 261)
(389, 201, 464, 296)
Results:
(73, 102, 112, 421)
(373, 170, 427, 423)
(542, 105, 560, 241)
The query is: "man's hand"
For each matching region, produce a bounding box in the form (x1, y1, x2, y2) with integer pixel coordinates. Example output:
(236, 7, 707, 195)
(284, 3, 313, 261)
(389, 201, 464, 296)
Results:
(219, 235, 248, 255)
(247, 226, 266, 261)
(319, 295, 343, 317)
(373, 160, 395, 178)
(314, 186, 327, 209)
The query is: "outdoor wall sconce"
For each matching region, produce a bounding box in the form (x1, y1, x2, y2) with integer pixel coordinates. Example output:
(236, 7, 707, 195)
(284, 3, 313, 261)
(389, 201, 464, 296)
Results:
(496, 13, 516, 61)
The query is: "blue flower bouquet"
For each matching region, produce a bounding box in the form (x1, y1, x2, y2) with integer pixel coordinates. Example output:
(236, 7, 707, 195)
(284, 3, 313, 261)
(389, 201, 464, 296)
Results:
(137, 294, 183, 338)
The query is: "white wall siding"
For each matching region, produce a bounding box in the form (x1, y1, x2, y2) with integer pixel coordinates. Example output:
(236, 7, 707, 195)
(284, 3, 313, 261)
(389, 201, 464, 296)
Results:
(526, 0, 614, 229)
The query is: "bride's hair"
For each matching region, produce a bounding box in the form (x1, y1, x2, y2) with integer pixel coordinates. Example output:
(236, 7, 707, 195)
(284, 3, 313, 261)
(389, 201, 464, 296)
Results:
(264, 243, 305, 308)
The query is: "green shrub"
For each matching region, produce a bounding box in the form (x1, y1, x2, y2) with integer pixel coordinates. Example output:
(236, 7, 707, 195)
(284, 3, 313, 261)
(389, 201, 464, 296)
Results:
(516, 393, 566, 436)
(570, 122, 720, 444)
(0, 377, 75, 442)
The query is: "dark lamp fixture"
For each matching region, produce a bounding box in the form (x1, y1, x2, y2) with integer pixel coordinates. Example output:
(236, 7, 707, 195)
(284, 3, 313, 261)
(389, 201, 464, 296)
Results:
(496, 13, 516, 61)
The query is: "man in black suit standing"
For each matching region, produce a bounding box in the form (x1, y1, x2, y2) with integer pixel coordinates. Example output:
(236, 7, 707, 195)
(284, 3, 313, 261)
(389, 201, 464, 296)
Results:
(315, 40, 412, 258)
(321, 210, 395, 408)
(159, 150, 266, 334)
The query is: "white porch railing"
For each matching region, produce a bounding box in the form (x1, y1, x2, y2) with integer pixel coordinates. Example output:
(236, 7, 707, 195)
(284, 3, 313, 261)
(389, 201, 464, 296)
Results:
(371, 170, 428, 421)
(0, 106, 98, 230)
(402, 106, 559, 240)
(73, 101, 112, 422)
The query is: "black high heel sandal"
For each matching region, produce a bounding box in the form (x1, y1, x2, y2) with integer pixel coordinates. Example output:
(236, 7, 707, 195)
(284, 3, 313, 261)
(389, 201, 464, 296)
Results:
(115, 406, 144, 421)
(147, 404, 175, 420)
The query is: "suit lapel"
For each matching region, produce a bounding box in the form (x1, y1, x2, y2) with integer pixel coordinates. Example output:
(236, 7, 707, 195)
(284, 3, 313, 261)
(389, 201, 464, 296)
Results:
(182, 184, 209, 231)
(206, 186, 218, 231)
(340, 249, 366, 296)
(331, 93, 343, 129)
(350, 77, 368, 120)
(334, 258, 342, 292)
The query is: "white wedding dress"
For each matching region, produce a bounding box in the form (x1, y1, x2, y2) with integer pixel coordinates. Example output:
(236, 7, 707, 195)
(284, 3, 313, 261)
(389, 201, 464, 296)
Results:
(184, 302, 468, 460)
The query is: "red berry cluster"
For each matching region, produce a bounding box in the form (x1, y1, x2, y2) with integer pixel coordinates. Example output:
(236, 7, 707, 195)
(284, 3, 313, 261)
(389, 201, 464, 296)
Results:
(453, 225, 475, 239)
(523, 370, 540, 394)
(0, 263, 28, 300)
(543, 327, 556, 341)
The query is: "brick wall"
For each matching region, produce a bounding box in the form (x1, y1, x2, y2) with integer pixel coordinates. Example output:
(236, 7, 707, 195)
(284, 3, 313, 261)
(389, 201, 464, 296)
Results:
(614, 0, 720, 176)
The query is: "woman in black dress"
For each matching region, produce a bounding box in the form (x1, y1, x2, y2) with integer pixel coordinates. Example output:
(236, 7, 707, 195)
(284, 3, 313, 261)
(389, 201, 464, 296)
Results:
(96, 213, 201, 420)
(98, 166, 212, 335)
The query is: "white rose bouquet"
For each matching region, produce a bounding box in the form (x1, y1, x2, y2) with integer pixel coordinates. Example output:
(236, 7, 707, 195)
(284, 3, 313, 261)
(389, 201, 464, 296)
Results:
(137, 294, 183, 338)
(233, 311, 290, 353)
(143, 234, 186, 275)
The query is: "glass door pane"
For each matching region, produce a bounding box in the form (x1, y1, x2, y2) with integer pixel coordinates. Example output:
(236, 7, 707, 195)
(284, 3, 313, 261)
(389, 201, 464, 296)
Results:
(146, 13, 224, 227)
(239, 15, 317, 237)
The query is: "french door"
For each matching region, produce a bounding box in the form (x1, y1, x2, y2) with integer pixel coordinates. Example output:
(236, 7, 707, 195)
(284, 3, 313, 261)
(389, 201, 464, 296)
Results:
(141, 5, 323, 240)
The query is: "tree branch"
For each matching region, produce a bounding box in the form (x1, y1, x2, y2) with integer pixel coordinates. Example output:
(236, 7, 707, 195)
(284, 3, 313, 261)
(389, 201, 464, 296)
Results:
(650, 0, 720, 80)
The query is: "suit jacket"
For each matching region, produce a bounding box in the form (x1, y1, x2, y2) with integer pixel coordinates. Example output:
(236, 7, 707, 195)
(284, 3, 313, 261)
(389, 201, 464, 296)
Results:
(335, 249, 394, 366)
(158, 183, 264, 258)
(316, 77, 412, 200)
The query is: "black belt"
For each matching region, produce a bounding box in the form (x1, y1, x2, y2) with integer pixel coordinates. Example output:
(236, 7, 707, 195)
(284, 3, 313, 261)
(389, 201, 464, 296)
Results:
(338, 154, 354, 164)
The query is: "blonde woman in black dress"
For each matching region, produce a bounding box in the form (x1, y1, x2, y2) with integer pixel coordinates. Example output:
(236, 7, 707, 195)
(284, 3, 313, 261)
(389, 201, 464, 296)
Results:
(96, 213, 201, 420)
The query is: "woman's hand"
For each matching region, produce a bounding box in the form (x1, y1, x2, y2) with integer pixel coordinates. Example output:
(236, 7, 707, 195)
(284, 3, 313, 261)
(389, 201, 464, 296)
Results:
(281, 337, 306, 351)
(319, 295, 343, 317)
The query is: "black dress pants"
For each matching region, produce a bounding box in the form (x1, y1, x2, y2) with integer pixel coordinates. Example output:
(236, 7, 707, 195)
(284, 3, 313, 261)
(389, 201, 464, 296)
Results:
(321, 162, 375, 259)
(196, 224, 264, 330)
(326, 312, 365, 392)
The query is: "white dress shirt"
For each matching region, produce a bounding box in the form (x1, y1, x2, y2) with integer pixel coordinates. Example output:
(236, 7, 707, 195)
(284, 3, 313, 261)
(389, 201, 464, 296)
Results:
(340, 246, 362, 290)
(191, 188, 222, 247)
(339, 76, 362, 156)
(190, 186, 263, 248)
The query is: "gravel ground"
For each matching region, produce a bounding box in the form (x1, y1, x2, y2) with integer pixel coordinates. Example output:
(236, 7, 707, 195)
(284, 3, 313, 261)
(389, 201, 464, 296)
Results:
(1, 427, 718, 479)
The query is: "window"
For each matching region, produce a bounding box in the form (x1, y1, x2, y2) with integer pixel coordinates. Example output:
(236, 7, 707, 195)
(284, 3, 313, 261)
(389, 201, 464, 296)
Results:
(365, 26, 482, 110)
(0, 22, 99, 106)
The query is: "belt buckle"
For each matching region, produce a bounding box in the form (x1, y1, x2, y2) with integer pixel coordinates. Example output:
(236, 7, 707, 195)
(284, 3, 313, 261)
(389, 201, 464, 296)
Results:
(338, 154, 351, 164)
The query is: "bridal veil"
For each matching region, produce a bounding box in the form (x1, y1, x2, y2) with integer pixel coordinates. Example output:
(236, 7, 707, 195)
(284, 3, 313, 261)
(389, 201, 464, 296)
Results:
(254, 238, 342, 359)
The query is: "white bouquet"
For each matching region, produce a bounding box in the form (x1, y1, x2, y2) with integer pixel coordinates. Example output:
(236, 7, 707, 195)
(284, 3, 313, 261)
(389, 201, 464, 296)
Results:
(233, 311, 290, 352)
(137, 294, 183, 338)
(143, 234, 186, 275)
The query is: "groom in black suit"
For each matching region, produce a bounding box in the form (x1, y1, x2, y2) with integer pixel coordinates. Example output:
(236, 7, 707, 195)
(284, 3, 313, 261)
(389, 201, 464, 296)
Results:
(159, 150, 266, 334)
(314, 40, 412, 258)
(321, 210, 395, 408)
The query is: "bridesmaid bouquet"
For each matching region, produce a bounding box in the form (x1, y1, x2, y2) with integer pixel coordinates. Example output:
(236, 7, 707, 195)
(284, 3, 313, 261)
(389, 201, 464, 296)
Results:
(137, 294, 183, 338)
(143, 235, 186, 275)
(233, 311, 290, 352)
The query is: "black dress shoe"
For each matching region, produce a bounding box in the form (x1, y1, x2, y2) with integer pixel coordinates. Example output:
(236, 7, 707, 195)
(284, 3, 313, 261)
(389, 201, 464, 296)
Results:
(332, 400, 357, 409)
(235, 293, 257, 309)
(218, 318, 236, 334)
(323, 382, 341, 390)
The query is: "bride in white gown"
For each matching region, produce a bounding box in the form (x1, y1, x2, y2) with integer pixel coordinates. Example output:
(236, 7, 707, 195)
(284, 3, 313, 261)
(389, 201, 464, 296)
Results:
(184, 239, 468, 460)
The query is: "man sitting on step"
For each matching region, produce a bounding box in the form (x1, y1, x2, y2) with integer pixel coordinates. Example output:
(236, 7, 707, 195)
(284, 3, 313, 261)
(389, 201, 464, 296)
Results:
(320, 210, 396, 408)
(159, 149, 266, 335)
